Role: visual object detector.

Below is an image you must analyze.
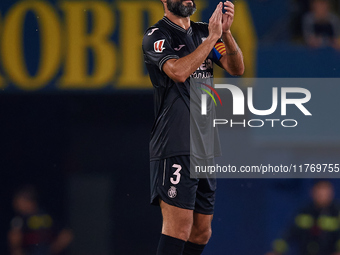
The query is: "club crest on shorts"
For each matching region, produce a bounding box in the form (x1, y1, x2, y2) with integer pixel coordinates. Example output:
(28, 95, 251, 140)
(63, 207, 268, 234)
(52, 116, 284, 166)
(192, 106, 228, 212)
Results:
(168, 186, 177, 198)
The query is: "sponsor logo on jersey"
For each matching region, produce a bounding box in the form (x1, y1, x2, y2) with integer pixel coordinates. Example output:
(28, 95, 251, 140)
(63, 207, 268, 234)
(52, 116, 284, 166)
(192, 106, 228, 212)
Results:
(168, 186, 177, 198)
(148, 28, 159, 36)
(154, 39, 165, 53)
(174, 45, 186, 51)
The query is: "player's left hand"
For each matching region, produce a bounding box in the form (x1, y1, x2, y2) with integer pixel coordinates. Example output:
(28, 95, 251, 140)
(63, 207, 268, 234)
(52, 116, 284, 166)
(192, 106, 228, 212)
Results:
(222, 1, 234, 33)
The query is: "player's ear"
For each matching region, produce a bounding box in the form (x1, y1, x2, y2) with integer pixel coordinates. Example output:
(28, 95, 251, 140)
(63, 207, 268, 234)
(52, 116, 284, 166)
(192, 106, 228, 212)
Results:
(160, 0, 167, 11)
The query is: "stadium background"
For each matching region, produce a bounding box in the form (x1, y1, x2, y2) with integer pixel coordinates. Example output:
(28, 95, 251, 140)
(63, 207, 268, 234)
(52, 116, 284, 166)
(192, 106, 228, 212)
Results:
(0, 0, 340, 254)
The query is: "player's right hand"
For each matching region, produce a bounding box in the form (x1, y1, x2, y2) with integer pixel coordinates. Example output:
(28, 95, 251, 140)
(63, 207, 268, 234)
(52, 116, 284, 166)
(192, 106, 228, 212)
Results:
(208, 2, 223, 41)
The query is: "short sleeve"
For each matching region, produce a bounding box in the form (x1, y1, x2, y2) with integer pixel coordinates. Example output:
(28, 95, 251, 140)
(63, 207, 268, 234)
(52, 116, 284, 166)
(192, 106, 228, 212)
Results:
(142, 27, 180, 71)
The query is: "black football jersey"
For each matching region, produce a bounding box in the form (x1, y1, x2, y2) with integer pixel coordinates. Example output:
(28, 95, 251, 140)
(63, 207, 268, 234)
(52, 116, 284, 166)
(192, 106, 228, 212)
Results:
(143, 16, 223, 161)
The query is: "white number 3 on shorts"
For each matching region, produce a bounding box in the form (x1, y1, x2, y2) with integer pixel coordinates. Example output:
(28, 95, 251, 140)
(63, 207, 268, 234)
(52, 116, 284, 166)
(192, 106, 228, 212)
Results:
(170, 164, 182, 185)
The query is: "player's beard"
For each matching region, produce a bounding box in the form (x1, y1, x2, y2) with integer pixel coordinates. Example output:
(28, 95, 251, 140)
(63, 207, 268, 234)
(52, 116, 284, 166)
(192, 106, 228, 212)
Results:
(167, 0, 196, 18)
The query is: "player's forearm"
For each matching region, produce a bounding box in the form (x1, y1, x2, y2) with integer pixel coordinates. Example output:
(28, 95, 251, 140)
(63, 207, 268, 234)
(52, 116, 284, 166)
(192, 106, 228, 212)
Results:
(220, 30, 244, 76)
(163, 36, 218, 83)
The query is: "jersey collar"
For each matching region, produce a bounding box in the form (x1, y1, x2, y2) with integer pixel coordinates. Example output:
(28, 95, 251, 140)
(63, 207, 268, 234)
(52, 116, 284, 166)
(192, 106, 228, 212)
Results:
(162, 16, 193, 35)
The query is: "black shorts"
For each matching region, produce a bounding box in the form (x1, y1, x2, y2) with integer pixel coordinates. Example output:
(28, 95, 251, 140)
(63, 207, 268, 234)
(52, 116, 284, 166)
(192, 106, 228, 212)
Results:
(150, 155, 216, 215)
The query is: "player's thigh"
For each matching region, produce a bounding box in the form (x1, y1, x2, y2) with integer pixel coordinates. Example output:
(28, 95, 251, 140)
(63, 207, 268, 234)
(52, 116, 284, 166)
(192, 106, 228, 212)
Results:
(160, 200, 193, 233)
(192, 211, 213, 231)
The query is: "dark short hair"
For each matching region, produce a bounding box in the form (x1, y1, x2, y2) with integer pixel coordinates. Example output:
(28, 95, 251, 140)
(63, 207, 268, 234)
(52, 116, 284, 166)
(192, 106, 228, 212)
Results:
(312, 179, 333, 189)
(312, 0, 330, 3)
(14, 185, 38, 202)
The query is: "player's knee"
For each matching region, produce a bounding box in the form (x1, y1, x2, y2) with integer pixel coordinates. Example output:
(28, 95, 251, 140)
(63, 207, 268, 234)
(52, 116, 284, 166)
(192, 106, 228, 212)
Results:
(175, 219, 192, 240)
(190, 226, 212, 244)
(167, 223, 192, 241)
(162, 219, 192, 241)
(177, 226, 192, 241)
(200, 227, 212, 244)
